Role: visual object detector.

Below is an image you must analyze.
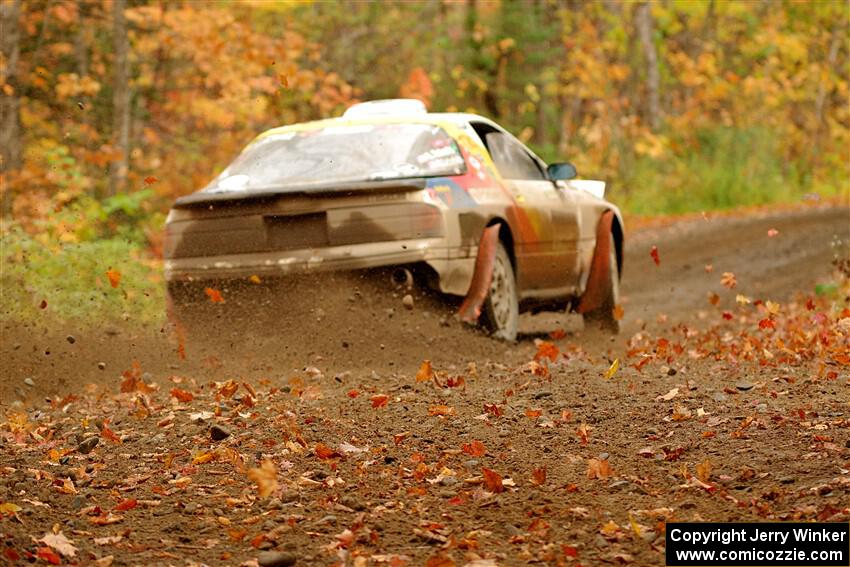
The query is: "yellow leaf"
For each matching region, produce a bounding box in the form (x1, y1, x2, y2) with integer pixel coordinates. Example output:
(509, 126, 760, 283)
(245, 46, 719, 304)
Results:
(603, 359, 619, 380)
(0, 502, 22, 515)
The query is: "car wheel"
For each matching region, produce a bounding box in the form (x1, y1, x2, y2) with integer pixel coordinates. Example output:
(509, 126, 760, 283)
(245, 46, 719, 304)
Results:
(480, 241, 519, 341)
(582, 233, 620, 334)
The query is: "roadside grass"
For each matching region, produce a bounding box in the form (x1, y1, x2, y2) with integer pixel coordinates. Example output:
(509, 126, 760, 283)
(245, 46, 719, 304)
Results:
(1, 193, 166, 331)
(611, 126, 848, 215)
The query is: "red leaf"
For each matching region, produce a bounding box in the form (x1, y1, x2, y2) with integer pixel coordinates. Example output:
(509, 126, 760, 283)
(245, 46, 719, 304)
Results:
(461, 440, 486, 457)
(370, 394, 389, 408)
(806, 298, 816, 310)
(483, 403, 503, 417)
(144, 175, 158, 185)
(549, 328, 567, 340)
(36, 547, 61, 565)
(4, 548, 21, 561)
(114, 498, 137, 512)
(758, 318, 776, 329)
(39, 299, 48, 309)
(650, 245, 660, 266)
(562, 544, 579, 558)
(722, 311, 733, 320)
(169, 387, 193, 403)
(481, 467, 504, 493)
(347, 389, 359, 398)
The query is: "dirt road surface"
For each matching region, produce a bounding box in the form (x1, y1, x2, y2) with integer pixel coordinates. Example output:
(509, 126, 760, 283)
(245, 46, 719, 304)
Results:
(1, 205, 848, 566)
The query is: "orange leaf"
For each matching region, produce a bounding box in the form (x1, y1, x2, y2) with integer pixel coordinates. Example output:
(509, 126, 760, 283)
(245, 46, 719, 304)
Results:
(105, 269, 121, 288)
(217, 380, 239, 398)
(247, 459, 278, 498)
(707, 292, 720, 306)
(576, 423, 591, 446)
(650, 245, 660, 266)
(169, 387, 193, 403)
(428, 405, 455, 416)
(534, 341, 559, 362)
(416, 360, 435, 382)
(481, 467, 504, 493)
(695, 459, 712, 483)
(143, 175, 158, 185)
(114, 498, 137, 512)
(525, 408, 542, 419)
(425, 554, 456, 567)
(461, 440, 486, 457)
(531, 466, 547, 486)
(347, 389, 359, 398)
(314, 443, 341, 460)
(758, 318, 776, 329)
(549, 328, 567, 340)
(586, 458, 613, 479)
(101, 424, 122, 444)
(228, 528, 248, 541)
(370, 394, 389, 408)
(613, 304, 624, 321)
(204, 287, 225, 303)
(720, 272, 737, 289)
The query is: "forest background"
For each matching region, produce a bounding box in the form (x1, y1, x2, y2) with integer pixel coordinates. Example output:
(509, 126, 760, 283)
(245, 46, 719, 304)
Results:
(1, 0, 848, 325)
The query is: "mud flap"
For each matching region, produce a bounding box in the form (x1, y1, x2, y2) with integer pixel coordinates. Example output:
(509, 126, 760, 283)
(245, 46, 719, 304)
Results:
(577, 210, 615, 315)
(458, 224, 501, 323)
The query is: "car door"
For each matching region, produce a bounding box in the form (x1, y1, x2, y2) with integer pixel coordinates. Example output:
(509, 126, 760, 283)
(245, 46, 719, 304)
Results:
(483, 131, 580, 292)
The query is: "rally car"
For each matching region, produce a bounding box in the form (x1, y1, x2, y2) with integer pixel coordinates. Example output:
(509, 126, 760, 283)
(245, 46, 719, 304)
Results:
(164, 99, 624, 340)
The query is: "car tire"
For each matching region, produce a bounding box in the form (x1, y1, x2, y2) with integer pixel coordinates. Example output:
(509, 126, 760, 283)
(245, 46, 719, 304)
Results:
(582, 233, 620, 334)
(480, 241, 519, 341)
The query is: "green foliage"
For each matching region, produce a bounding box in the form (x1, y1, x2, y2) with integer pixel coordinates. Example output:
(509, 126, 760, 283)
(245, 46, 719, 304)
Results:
(615, 126, 806, 215)
(1, 192, 165, 328)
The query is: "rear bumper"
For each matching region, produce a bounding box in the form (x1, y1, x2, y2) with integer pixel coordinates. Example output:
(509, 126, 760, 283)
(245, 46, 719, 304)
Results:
(164, 237, 471, 284)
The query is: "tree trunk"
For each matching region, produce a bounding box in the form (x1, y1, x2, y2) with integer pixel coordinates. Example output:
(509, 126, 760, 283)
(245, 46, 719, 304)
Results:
(0, 0, 22, 217)
(109, 0, 131, 196)
(635, 2, 660, 131)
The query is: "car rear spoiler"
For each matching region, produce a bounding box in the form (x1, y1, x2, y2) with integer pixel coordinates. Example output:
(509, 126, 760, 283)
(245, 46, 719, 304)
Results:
(173, 178, 428, 208)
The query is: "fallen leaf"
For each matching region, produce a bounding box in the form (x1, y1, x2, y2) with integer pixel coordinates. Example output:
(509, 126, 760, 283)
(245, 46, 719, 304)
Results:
(113, 498, 137, 512)
(603, 358, 619, 380)
(657, 387, 679, 401)
(204, 287, 225, 303)
(105, 269, 121, 288)
(586, 458, 613, 479)
(314, 443, 341, 460)
(707, 292, 720, 306)
(576, 422, 591, 446)
(143, 175, 158, 185)
(370, 394, 389, 408)
(36, 547, 62, 565)
(767, 228, 779, 237)
(248, 274, 262, 284)
(695, 459, 712, 483)
(416, 360, 435, 382)
(531, 466, 547, 486)
(37, 532, 76, 557)
(650, 245, 660, 266)
(429, 405, 455, 416)
(721, 272, 737, 289)
(247, 459, 278, 498)
(534, 341, 559, 362)
(481, 468, 504, 493)
(462, 440, 486, 457)
(169, 387, 193, 403)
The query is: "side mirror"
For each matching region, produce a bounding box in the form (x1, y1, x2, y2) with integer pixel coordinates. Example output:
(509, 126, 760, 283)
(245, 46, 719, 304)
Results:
(547, 162, 577, 181)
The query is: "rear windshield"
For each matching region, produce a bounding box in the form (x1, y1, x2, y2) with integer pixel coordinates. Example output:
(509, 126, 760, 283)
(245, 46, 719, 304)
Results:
(205, 123, 466, 192)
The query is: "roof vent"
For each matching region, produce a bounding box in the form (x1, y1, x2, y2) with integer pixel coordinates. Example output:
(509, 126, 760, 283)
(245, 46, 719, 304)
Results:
(343, 99, 428, 118)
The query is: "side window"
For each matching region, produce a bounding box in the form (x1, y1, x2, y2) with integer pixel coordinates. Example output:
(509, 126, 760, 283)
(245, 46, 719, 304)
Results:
(484, 132, 546, 181)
